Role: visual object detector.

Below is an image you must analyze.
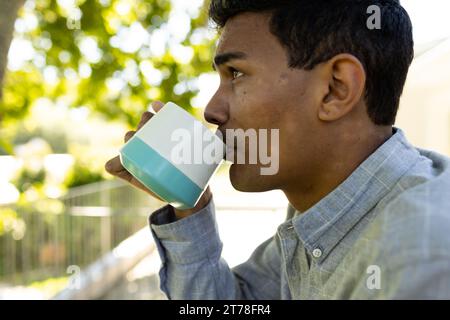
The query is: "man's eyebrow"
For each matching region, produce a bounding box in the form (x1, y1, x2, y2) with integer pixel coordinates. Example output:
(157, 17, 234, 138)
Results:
(212, 51, 248, 70)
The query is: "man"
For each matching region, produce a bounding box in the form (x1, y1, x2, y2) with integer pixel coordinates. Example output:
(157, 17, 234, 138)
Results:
(105, 0, 450, 299)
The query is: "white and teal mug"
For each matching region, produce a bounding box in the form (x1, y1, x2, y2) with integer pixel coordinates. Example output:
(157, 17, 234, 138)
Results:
(119, 102, 225, 210)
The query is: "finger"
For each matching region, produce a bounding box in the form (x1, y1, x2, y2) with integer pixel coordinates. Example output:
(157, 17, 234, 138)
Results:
(124, 130, 136, 143)
(110, 164, 137, 185)
(116, 170, 164, 201)
(115, 168, 134, 183)
(137, 112, 153, 131)
(151, 101, 164, 112)
(105, 156, 124, 174)
(107, 159, 143, 187)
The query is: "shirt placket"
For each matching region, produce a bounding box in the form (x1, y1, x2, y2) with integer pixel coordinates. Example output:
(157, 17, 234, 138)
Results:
(277, 222, 310, 299)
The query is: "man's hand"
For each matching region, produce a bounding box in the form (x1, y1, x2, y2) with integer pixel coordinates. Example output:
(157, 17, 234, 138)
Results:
(105, 101, 165, 200)
(105, 101, 212, 220)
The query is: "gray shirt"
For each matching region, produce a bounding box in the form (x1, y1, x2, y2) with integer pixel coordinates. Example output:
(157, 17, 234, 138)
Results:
(149, 128, 450, 299)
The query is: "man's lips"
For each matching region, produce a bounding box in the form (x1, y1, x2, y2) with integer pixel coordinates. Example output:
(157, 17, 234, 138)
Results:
(224, 143, 243, 163)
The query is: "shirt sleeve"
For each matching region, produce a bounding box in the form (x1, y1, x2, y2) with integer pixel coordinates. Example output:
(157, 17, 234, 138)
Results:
(148, 196, 282, 300)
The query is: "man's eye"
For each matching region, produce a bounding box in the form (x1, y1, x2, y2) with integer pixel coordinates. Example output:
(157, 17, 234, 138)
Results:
(229, 68, 244, 80)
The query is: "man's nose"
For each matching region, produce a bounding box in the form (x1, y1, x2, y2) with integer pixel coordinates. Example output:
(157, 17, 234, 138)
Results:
(204, 91, 229, 126)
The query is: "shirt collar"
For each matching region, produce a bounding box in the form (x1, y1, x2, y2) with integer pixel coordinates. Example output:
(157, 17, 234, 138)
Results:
(290, 128, 421, 263)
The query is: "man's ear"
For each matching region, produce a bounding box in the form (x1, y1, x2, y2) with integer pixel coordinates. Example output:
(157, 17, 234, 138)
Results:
(318, 54, 366, 122)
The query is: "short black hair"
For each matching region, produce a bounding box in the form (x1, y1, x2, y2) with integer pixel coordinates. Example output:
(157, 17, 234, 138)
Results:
(209, 0, 414, 126)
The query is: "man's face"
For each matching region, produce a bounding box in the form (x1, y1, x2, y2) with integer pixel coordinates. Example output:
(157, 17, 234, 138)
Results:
(205, 12, 325, 192)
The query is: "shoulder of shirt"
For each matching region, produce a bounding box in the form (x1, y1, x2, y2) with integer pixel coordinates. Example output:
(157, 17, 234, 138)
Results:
(362, 148, 450, 268)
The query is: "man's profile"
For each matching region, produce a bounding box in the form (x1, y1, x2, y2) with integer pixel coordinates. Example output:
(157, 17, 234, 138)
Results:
(105, 0, 450, 299)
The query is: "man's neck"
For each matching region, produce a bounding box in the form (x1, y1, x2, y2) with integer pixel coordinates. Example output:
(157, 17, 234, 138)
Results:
(284, 126, 393, 213)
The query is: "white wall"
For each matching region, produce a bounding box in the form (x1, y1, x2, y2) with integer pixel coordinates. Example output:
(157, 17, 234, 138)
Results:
(397, 39, 450, 156)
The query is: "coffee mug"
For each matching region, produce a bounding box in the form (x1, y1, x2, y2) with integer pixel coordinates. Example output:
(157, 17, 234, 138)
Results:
(119, 102, 225, 210)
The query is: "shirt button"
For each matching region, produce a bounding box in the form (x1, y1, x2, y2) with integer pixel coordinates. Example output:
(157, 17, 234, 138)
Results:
(312, 248, 322, 258)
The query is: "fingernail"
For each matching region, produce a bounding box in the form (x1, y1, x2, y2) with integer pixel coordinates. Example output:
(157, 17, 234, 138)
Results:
(151, 101, 164, 112)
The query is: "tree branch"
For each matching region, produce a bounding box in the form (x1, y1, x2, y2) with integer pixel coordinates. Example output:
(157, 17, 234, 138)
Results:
(0, 0, 25, 100)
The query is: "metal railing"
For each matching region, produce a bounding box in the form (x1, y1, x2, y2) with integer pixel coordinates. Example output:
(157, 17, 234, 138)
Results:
(0, 179, 163, 287)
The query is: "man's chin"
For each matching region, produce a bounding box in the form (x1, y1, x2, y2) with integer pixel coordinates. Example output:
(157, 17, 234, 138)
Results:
(229, 164, 272, 192)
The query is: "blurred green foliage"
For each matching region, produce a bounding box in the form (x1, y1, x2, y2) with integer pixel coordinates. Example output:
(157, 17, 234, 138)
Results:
(0, 0, 216, 127)
(29, 276, 69, 299)
(64, 161, 104, 188)
(0, 207, 24, 236)
(0, 0, 218, 189)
